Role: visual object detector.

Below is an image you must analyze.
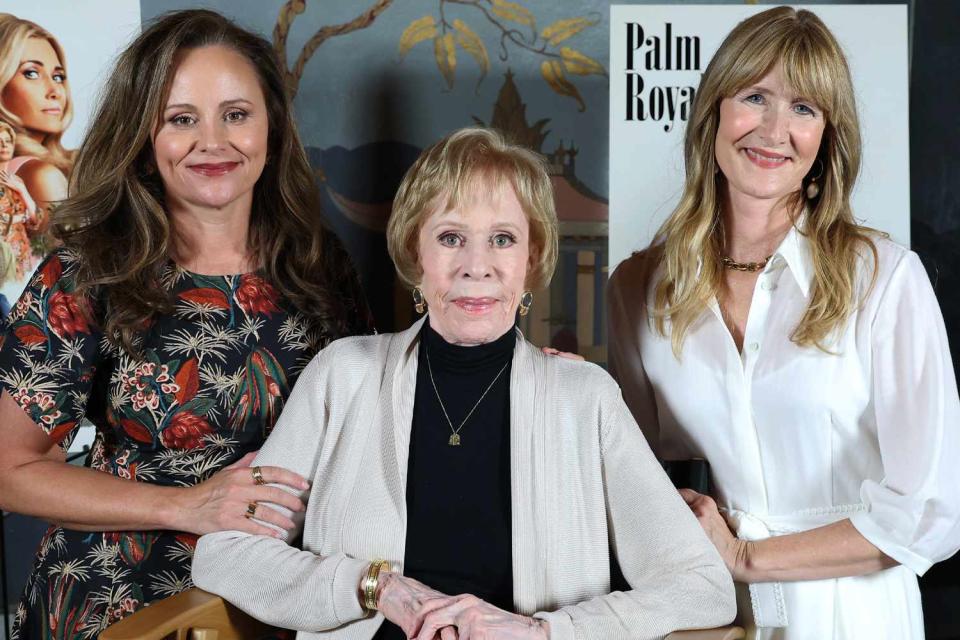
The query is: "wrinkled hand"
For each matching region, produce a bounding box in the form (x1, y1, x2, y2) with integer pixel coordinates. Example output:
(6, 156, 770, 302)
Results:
(415, 594, 549, 640)
(376, 572, 456, 639)
(175, 451, 310, 538)
(541, 346, 584, 361)
(679, 488, 751, 580)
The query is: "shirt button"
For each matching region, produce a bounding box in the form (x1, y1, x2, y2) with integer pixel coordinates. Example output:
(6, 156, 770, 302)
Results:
(749, 342, 760, 352)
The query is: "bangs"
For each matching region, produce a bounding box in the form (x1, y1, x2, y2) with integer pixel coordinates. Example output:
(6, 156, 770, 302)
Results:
(714, 10, 849, 120)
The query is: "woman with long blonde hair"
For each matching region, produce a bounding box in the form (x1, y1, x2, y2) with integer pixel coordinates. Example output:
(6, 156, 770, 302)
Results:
(608, 6, 960, 638)
(0, 13, 73, 224)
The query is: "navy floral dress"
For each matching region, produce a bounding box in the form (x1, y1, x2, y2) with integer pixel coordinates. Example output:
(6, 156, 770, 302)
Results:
(0, 249, 337, 639)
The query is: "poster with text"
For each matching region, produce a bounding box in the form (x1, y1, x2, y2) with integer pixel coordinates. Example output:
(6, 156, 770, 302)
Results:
(608, 4, 909, 270)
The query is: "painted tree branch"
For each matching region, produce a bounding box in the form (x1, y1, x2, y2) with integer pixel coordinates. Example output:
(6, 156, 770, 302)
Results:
(286, 0, 396, 98)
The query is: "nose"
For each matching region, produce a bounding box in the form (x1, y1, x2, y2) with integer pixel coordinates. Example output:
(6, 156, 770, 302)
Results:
(44, 77, 64, 102)
(196, 119, 227, 152)
(460, 238, 493, 280)
(758, 106, 788, 146)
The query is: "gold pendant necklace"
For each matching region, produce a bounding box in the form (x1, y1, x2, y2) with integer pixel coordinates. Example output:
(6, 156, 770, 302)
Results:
(424, 345, 509, 446)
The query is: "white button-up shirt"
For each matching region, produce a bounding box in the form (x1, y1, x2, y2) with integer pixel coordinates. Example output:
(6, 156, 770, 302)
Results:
(608, 228, 960, 638)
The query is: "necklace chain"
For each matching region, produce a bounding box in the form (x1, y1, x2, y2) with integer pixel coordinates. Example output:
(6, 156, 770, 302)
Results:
(424, 345, 509, 446)
(721, 254, 773, 272)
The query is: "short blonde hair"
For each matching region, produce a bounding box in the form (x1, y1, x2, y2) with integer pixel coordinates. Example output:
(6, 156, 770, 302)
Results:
(387, 127, 558, 291)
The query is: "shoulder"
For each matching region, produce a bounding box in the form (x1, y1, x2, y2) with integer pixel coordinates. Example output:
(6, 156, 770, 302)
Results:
(16, 159, 67, 198)
(527, 340, 622, 404)
(299, 332, 395, 386)
(855, 233, 921, 296)
(609, 245, 663, 293)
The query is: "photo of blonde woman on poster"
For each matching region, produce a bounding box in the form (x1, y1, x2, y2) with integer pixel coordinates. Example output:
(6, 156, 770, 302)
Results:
(0, 3, 140, 311)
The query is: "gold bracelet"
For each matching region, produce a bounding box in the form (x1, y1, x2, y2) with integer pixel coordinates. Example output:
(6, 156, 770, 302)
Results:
(362, 559, 389, 611)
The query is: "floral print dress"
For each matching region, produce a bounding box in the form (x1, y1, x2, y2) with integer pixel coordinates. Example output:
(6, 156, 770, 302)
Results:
(0, 249, 334, 639)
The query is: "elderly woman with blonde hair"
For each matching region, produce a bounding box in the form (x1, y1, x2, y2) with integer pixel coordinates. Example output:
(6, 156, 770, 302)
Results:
(193, 127, 736, 640)
(608, 6, 960, 639)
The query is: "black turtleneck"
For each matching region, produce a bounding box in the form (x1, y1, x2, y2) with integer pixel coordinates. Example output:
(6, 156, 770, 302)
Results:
(373, 320, 515, 640)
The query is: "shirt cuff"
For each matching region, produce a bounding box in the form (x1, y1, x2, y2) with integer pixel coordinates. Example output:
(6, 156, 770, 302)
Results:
(533, 609, 575, 640)
(330, 555, 370, 625)
(849, 512, 933, 576)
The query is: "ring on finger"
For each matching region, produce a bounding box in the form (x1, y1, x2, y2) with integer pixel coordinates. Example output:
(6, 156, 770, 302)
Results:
(251, 466, 265, 485)
(245, 502, 258, 519)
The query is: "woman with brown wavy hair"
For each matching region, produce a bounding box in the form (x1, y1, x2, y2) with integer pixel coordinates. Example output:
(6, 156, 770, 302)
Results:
(608, 6, 960, 639)
(0, 9, 370, 636)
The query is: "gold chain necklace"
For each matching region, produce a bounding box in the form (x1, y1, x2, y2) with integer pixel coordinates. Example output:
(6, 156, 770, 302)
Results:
(721, 254, 773, 272)
(424, 345, 510, 446)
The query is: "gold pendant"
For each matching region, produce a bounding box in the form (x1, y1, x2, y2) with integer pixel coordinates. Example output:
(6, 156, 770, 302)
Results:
(448, 433, 461, 446)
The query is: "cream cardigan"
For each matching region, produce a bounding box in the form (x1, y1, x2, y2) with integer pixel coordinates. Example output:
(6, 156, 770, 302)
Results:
(192, 317, 735, 639)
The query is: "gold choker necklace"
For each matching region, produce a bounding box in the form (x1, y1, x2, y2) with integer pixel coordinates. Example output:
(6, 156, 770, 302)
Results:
(721, 254, 773, 272)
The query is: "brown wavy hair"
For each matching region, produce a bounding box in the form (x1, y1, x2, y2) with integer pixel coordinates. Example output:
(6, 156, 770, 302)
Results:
(650, 6, 878, 355)
(52, 10, 370, 352)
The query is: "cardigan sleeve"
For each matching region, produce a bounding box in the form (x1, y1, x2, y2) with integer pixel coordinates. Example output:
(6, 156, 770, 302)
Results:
(849, 251, 960, 575)
(534, 385, 736, 640)
(191, 350, 369, 631)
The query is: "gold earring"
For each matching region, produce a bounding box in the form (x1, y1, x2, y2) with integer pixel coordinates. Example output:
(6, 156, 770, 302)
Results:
(806, 158, 824, 199)
(412, 287, 426, 314)
(518, 291, 533, 316)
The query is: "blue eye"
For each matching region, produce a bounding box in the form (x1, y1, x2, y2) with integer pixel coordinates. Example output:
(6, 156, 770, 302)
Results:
(52, 72, 66, 83)
(438, 233, 462, 247)
(745, 93, 765, 105)
(793, 103, 816, 116)
(22, 69, 39, 80)
(491, 233, 515, 248)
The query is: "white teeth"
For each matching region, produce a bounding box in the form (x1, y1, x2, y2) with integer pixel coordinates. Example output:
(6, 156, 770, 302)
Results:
(745, 148, 787, 164)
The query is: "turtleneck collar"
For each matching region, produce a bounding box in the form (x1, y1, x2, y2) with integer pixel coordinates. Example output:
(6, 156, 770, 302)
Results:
(421, 316, 516, 373)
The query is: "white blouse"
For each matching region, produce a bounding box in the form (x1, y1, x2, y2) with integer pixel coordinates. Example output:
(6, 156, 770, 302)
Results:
(608, 228, 960, 638)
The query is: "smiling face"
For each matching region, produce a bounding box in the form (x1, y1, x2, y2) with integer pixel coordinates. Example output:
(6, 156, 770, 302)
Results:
(152, 45, 269, 212)
(1, 37, 69, 139)
(715, 64, 826, 204)
(417, 181, 531, 346)
(0, 129, 14, 162)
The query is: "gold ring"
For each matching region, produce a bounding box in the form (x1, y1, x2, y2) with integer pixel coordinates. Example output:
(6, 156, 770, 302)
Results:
(245, 502, 257, 519)
(251, 466, 265, 485)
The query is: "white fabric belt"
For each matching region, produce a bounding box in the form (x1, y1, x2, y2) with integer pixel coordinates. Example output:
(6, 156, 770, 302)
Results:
(724, 503, 867, 628)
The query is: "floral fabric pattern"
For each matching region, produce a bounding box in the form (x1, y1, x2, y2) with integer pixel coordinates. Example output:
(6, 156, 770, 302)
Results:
(0, 249, 331, 639)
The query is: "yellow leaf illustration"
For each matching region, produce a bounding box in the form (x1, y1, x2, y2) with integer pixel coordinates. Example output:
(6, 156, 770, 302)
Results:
(453, 19, 489, 84)
(560, 47, 606, 77)
(491, 0, 535, 29)
(540, 59, 585, 112)
(399, 15, 438, 59)
(540, 16, 597, 46)
(434, 33, 457, 89)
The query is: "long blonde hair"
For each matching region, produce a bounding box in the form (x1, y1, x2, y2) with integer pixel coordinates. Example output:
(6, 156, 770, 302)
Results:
(0, 13, 74, 173)
(651, 6, 878, 355)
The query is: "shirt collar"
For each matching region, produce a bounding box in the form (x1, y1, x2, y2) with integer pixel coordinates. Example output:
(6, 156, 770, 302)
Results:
(770, 221, 814, 298)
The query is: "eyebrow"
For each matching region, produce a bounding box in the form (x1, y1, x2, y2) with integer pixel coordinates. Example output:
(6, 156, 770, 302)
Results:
(163, 98, 254, 112)
(20, 60, 63, 70)
(431, 219, 524, 232)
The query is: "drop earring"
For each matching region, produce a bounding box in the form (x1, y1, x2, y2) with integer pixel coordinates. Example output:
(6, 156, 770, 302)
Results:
(518, 291, 533, 316)
(806, 158, 824, 199)
(412, 287, 426, 314)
